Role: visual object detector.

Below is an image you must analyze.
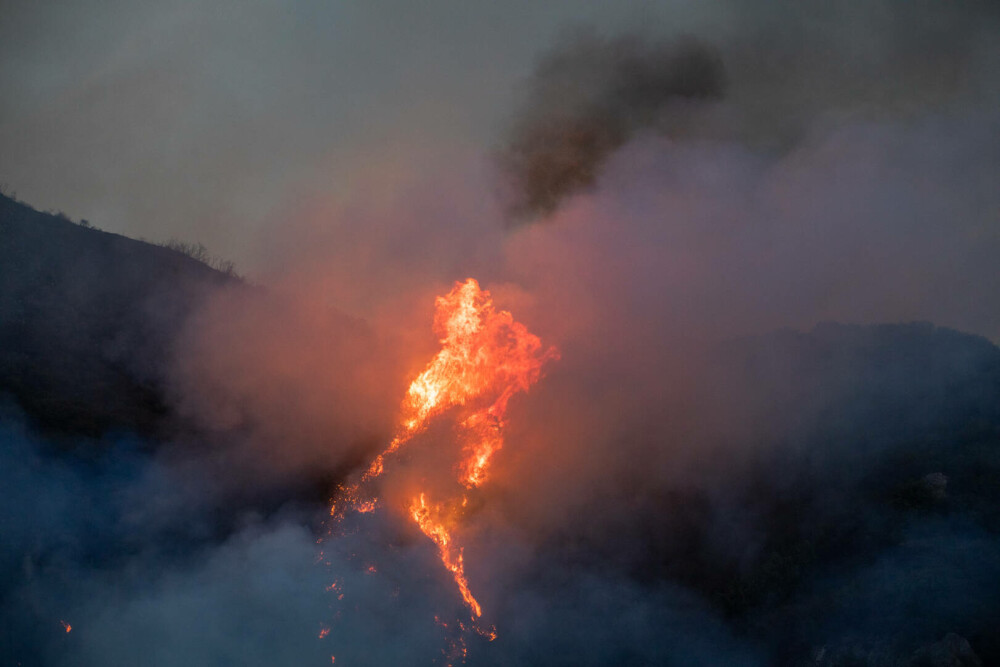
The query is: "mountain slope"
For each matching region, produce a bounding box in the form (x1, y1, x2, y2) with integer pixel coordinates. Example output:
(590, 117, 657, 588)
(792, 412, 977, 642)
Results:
(0, 193, 237, 438)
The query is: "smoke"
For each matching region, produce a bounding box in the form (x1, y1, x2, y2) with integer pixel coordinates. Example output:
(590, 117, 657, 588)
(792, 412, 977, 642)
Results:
(0, 405, 480, 667)
(497, 31, 726, 222)
(166, 279, 406, 486)
(3, 1, 1000, 665)
(498, 1, 1000, 221)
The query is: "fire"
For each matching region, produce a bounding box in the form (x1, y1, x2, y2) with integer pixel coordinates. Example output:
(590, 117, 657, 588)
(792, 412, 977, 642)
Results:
(410, 493, 481, 617)
(350, 278, 554, 486)
(355, 498, 378, 513)
(327, 278, 557, 637)
(458, 412, 504, 488)
(60, 620, 71, 633)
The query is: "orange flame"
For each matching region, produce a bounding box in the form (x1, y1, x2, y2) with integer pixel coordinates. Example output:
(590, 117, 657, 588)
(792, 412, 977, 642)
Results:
(60, 620, 71, 633)
(355, 278, 556, 485)
(410, 493, 482, 617)
(328, 278, 557, 626)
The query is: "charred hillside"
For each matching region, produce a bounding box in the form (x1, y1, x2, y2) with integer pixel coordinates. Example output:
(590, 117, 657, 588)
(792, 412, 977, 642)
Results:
(0, 194, 238, 439)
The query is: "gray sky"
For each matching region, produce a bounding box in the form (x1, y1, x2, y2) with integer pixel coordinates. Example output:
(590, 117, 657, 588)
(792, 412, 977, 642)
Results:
(0, 1, 710, 265)
(2, 1, 999, 339)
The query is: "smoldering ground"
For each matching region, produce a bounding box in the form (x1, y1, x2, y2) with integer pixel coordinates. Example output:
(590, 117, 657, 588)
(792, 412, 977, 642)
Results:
(3, 1, 1000, 665)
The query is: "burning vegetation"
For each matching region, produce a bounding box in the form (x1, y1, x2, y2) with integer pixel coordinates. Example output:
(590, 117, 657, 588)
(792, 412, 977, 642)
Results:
(325, 278, 557, 645)
(3, 3, 1000, 665)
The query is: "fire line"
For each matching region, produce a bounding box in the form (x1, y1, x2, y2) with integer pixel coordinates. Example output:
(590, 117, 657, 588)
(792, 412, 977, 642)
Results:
(327, 278, 557, 626)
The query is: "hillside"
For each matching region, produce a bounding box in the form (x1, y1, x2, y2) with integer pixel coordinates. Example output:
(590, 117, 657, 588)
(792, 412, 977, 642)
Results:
(0, 193, 238, 439)
(2, 193, 999, 664)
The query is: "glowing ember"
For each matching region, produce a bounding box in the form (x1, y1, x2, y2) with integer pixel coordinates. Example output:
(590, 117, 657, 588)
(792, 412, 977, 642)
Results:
(60, 620, 71, 633)
(356, 498, 378, 513)
(327, 278, 557, 638)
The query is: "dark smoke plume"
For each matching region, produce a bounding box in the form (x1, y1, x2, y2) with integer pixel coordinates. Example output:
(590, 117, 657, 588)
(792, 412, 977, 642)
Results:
(499, 3, 1000, 222)
(497, 32, 725, 223)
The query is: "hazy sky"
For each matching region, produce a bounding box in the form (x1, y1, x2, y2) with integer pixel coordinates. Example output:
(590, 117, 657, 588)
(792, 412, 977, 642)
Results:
(0, 1, 707, 265)
(2, 1, 998, 338)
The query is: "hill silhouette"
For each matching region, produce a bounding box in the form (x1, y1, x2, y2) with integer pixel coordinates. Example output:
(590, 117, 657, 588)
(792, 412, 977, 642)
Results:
(0, 193, 239, 439)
